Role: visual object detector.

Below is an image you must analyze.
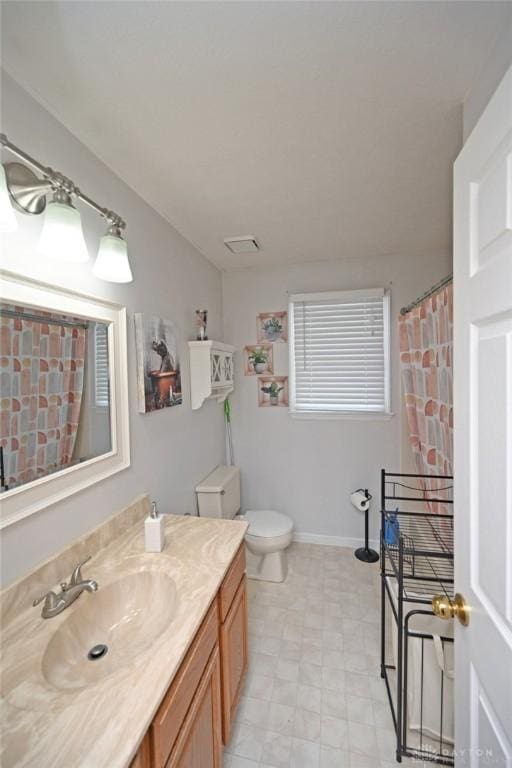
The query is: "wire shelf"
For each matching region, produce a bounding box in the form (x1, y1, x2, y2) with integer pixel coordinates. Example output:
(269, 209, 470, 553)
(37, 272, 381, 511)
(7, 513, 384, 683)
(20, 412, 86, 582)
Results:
(382, 473, 453, 509)
(384, 555, 454, 604)
(381, 471, 454, 605)
(386, 512, 453, 555)
(383, 511, 454, 604)
(380, 470, 454, 765)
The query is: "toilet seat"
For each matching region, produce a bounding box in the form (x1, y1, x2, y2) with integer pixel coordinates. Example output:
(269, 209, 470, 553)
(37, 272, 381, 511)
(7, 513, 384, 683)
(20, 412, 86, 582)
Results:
(243, 510, 293, 538)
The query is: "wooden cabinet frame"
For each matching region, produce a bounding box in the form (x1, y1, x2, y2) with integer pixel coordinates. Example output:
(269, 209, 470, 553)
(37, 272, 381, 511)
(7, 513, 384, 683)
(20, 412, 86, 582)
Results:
(130, 546, 248, 768)
(220, 576, 248, 744)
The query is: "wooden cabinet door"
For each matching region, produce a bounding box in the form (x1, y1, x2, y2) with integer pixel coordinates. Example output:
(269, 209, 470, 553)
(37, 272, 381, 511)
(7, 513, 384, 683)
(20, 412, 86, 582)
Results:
(130, 734, 151, 768)
(220, 575, 248, 744)
(152, 602, 218, 767)
(167, 645, 223, 768)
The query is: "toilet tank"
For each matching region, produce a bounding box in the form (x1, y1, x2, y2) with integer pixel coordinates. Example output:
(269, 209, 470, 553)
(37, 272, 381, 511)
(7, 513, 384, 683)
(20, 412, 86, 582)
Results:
(195, 465, 241, 519)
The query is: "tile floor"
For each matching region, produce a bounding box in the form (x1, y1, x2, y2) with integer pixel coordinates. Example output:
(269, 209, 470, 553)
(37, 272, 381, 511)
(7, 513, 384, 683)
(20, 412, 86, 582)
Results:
(224, 542, 418, 768)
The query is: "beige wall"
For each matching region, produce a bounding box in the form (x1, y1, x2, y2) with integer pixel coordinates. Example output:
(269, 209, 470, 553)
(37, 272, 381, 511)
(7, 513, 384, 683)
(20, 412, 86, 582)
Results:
(463, 18, 512, 142)
(223, 251, 451, 545)
(1, 74, 225, 586)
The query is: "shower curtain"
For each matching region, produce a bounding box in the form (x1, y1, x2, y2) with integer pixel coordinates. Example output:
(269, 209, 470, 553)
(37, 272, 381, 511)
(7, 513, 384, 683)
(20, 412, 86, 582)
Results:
(398, 282, 453, 512)
(0, 309, 86, 488)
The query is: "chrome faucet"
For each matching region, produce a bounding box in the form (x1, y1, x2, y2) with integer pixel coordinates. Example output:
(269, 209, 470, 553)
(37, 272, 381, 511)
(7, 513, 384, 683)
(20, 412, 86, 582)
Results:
(33, 556, 98, 619)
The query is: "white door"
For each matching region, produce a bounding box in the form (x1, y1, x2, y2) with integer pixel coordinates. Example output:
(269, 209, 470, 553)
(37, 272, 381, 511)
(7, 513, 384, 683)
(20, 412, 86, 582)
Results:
(454, 66, 512, 765)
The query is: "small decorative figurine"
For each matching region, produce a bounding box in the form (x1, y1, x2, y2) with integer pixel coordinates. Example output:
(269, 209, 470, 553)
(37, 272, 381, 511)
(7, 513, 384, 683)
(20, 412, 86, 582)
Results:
(196, 309, 208, 340)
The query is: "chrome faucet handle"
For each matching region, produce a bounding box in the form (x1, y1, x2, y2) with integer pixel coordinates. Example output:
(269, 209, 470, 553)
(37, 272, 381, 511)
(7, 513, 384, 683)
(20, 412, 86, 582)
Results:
(33, 590, 59, 609)
(70, 555, 91, 585)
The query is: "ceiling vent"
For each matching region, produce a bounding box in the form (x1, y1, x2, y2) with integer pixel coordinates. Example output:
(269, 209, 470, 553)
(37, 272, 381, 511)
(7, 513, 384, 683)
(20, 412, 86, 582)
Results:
(223, 236, 260, 254)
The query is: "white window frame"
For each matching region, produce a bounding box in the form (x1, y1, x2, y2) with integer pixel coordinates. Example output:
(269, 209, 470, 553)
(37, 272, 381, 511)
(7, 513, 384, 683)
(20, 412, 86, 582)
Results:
(288, 288, 392, 420)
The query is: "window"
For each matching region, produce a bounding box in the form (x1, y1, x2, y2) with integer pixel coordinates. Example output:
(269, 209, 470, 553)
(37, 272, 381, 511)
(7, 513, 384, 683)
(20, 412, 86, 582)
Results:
(289, 289, 390, 415)
(94, 322, 110, 408)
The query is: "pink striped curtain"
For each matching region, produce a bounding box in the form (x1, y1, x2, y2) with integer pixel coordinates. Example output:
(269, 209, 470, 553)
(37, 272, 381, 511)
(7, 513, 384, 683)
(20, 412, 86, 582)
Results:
(399, 283, 453, 511)
(0, 308, 86, 489)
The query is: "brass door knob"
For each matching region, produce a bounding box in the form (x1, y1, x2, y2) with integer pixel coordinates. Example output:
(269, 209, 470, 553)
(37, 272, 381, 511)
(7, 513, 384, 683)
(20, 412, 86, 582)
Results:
(432, 593, 470, 626)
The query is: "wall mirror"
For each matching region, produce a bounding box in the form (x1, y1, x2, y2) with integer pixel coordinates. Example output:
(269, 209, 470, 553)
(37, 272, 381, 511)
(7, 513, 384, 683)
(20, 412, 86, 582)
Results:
(0, 271, 130, 528)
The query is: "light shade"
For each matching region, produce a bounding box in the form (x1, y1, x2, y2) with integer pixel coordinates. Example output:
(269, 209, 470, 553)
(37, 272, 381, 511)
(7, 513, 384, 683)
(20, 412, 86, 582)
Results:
(0, 164, 18, 232)
(38, 200, 89, 262)
(93, 232, 133, 283)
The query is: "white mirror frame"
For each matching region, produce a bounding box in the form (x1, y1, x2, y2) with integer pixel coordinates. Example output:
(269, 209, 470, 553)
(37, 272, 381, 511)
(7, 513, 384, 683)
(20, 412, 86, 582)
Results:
(0, 270, 130, 529)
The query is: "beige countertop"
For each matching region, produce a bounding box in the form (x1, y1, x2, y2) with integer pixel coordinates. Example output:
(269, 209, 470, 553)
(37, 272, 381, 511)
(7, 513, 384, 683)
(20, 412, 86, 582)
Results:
(0, 506, 248, 768)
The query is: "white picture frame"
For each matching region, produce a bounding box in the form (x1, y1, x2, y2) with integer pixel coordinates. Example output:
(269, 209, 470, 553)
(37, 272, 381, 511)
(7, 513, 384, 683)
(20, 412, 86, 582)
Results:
(0, 270, 130, 529)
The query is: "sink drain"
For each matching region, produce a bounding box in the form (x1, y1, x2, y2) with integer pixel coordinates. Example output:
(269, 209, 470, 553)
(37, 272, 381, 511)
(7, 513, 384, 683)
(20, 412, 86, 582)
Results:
(87, 644, 108, 661)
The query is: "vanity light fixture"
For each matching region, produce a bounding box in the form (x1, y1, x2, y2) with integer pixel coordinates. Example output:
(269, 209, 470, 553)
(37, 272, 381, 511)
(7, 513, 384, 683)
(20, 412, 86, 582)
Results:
(0, 163, 18, 232)
(93, 219, 133, 283)
(38, 187, 89, 263)
(0, 133, 133, 282)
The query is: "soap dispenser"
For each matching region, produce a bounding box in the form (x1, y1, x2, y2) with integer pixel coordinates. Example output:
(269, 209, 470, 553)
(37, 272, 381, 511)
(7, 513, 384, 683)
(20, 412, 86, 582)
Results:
(145, 501, 165, 552)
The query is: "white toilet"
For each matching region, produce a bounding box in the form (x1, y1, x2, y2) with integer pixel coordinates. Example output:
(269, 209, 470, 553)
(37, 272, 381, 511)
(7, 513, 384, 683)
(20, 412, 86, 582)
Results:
(195, 466, 293, 582)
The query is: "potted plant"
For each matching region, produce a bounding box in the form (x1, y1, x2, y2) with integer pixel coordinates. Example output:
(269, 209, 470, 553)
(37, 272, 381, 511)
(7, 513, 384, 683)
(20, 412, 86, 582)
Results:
(263, 317, 283, 342)
(260, 380, 284, 406)
(248, 347, 268, 374)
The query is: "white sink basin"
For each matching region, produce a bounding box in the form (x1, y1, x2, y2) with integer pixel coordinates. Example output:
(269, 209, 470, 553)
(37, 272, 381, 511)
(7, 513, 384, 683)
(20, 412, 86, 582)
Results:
(41, 570, 177, 691)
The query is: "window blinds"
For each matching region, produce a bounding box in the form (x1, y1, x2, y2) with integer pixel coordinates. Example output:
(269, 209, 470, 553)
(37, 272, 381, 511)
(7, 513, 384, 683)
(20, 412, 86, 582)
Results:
(290, 289, 389, 413)
(94, 323, 110, 408)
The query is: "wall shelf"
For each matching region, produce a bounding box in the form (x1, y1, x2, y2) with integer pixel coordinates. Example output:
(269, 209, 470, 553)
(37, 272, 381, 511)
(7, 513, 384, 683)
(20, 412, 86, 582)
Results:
(188, 341, 235, 410)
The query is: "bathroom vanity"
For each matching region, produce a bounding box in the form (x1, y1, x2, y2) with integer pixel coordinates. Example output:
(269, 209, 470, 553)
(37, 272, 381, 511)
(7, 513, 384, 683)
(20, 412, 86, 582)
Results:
(132, 543, 248, 768)
(0, 497, 249, 768)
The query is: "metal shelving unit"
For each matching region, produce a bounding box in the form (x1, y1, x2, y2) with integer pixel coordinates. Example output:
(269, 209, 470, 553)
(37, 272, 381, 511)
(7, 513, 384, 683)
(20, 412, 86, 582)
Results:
(380, 470, 454, 765)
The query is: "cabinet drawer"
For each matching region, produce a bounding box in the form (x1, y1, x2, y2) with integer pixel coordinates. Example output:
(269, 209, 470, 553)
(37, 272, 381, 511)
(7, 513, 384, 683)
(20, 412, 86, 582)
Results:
(151, 598, 218, 768)
(219, 543, 245, 622)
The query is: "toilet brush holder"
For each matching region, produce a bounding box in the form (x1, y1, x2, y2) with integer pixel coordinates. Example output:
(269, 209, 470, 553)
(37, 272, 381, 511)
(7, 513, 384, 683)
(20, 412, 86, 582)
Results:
(351, 488, 379, 563)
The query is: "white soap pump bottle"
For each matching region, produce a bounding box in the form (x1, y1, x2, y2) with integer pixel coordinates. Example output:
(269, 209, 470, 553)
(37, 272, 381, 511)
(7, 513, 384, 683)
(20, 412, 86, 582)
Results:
(145, 500, 165, 553)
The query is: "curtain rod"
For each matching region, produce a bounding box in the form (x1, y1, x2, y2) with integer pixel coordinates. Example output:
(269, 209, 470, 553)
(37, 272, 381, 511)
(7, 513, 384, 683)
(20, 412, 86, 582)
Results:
(399, 274, 452, 316)
(0, 307, 89, 329)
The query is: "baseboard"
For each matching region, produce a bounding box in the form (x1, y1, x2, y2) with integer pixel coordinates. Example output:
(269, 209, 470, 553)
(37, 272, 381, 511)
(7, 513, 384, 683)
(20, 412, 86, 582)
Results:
(292, 531, 379, 550)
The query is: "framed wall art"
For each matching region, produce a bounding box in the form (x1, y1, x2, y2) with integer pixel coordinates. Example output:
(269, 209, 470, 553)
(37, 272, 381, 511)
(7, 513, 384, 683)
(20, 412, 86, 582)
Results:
(257, 311, 287, 343)
(244, 344, 273, 376)
(258, 376, 289, 407)
(134, 314, 182, 413)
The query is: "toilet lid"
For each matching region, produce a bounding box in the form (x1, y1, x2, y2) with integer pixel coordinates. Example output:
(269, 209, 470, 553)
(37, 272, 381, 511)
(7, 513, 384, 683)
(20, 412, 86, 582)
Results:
(243, 510, 293, 538)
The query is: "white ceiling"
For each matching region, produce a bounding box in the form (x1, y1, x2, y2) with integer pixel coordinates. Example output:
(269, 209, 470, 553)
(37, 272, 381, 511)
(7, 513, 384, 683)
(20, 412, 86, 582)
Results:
(2, 2, 510, 271)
